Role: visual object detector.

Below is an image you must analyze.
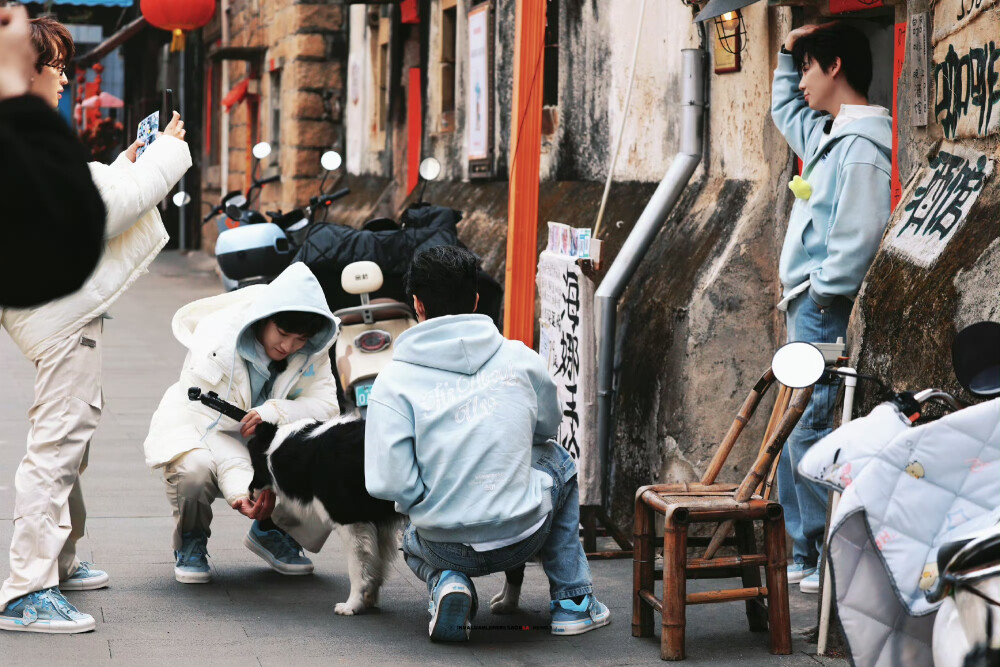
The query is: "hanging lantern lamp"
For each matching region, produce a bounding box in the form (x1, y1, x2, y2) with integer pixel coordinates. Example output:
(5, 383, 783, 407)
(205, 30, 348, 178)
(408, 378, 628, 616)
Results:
(140, 0, 216, 52)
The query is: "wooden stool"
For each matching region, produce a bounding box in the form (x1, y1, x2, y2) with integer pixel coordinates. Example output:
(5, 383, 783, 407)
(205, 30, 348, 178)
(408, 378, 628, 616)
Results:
(631, 368, 813, 660)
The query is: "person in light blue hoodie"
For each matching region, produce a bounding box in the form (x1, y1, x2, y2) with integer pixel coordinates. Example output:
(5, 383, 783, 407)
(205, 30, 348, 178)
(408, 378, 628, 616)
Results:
(771, 22, 893, 594)
(365, 246, 611, 642)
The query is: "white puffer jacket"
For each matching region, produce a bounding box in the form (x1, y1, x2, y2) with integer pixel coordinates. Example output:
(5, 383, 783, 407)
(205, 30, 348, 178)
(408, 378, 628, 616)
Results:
(143, 263, 341, 505)
(0, 135, 192, 361)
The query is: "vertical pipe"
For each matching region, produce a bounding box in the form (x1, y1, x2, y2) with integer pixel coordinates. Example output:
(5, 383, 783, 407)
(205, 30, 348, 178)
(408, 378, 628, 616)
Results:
(594, 48, 706, 504)
(503, 0, 546, 347)
(178, 50, 187, 250)
(220, 0, 231, 208)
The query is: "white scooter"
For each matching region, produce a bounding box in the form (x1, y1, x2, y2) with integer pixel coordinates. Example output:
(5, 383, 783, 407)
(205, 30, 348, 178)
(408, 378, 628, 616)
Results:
(333, 260, 418, 417)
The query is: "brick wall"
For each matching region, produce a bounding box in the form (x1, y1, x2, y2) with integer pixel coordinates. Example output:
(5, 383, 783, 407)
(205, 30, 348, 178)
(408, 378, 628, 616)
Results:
(201, 0, 347, 253)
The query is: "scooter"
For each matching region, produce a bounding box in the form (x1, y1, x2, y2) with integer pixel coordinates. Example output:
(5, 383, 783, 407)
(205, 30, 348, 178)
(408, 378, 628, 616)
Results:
(199, 142, 348, 290)
(333, 260, 418, 417)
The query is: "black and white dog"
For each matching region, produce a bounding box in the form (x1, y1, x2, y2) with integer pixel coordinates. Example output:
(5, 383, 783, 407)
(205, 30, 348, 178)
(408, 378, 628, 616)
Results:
(247, 416, 529, 617)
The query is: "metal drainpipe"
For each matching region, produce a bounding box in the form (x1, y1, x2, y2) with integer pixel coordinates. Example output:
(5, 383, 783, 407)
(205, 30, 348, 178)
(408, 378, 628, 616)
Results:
(594, 47, 706, 501)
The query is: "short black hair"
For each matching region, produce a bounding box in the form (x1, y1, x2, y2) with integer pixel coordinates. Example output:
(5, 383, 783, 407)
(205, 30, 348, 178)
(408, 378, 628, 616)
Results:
(792, 22, 872, 98)
(268, 311, 328, 338)
(405, 246, 479, 319)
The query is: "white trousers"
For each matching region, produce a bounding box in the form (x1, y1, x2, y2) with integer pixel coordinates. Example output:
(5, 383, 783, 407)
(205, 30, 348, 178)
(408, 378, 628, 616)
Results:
(163, 448, 332, 553)
(1, 317, 103, 609)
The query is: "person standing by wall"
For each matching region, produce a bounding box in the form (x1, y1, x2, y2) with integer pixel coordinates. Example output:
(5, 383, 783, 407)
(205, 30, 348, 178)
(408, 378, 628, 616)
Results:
(0, 16, 192, 634)
(771, 21, 893, 594)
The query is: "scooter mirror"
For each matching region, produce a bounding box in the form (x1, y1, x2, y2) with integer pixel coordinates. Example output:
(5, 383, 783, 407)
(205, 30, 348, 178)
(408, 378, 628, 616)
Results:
(225, 204, 245, 221)
(172, 191, 191, 207)
(321, 151, 342, 171)
(952, 321, 1000, 397)
(419, 157, 442, 181)
(771, 341, 826, 388)
(252, 142, 272, 160)
(224, 193, 248, 208)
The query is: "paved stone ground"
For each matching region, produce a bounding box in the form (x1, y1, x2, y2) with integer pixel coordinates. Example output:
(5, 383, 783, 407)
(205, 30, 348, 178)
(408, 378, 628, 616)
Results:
(0, 253, 847, 666)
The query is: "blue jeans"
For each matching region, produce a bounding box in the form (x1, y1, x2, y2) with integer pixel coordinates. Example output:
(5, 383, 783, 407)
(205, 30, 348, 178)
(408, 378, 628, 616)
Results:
(778, 293, 850, 566)
(402, 440, 593, 609)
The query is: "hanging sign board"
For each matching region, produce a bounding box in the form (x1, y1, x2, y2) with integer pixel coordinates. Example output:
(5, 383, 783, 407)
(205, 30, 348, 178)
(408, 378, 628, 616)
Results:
(908, 12, 929, 127)
(537, 250, 601, 506)
(467, 2, 494, 178)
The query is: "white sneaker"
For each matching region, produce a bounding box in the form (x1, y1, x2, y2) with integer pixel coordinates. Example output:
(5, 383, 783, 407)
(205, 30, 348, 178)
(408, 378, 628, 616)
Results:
(786, 563, 817, 583)
(60, 562, 110, 591)
(799, 571, 821, 594)
(0, 588, 96, 634)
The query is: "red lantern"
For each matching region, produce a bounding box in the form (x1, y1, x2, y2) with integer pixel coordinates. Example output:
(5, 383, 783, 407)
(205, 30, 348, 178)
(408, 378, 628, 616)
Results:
(141, 0, 216, 52)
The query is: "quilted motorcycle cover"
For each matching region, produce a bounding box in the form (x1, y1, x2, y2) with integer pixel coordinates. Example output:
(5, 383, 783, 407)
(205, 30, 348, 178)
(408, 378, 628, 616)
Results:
(293, 205, 462, 312)
(799, 399, 1000, 667)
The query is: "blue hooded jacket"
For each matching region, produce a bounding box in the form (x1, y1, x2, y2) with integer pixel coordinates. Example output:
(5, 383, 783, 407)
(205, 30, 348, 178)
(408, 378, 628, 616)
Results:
(364, 314, 563, 544)
(771, 52, 893, 306)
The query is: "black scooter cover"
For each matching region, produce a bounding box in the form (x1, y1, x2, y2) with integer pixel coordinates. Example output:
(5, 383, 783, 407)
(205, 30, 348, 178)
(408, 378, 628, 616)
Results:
(293, 205, 462, 313)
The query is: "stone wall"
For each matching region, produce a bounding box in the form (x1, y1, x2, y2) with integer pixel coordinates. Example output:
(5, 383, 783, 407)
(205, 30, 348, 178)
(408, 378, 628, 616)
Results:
(200, 0, 347, 253)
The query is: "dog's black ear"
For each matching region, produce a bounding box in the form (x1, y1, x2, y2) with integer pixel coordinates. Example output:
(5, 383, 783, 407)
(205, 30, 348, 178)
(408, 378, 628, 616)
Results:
(248, 422, 278, 455)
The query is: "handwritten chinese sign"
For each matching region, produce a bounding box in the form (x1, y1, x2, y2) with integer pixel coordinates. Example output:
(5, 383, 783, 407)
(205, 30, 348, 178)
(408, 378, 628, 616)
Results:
(537, 251, 601, 505)
(887, 144, 994, 267)
(909, 13, 929, 126)
(932, 0, 998, 45)
(932, 14, 1000, 138)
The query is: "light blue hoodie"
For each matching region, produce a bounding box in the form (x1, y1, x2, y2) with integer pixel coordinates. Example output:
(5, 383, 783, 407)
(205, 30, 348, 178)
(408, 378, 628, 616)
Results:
(364, 314, 563, 544)
(771, 52, 893, 306)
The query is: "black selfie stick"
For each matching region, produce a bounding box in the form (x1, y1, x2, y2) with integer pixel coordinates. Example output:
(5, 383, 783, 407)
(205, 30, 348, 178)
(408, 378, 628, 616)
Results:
(187, 387, 248, 422)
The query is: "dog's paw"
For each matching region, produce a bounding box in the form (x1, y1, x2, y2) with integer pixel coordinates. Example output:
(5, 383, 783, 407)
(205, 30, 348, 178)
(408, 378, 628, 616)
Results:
(489, 588, 520, 615)
(334, 598, 366, 616)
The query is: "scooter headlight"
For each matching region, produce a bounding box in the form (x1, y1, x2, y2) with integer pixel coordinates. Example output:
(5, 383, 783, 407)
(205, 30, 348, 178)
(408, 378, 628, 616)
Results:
(355, 330, 392, 353)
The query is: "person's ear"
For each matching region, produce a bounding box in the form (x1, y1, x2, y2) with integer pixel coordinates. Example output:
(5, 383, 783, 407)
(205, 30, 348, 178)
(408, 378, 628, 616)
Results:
(474, 293, 480, 313)
(412, 295, 427, 321)
(828, 56, 842, 79)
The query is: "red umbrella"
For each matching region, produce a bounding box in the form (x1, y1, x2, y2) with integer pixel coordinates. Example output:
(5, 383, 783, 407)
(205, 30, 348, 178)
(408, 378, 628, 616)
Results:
(80, 92, 124, 109)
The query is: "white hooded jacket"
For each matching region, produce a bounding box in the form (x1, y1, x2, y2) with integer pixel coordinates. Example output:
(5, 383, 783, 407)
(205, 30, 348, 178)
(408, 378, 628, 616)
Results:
(1, 135, 192, 361)
(143, 263, 341, 505)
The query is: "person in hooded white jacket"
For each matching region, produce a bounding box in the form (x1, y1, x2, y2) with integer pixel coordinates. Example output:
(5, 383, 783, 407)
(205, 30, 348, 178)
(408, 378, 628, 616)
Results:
(0, 17, 192, 635)
(142, 263, 341, 585)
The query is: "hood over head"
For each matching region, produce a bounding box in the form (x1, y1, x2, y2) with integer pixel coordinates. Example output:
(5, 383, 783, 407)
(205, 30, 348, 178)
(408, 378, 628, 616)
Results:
(172, 262, 339, 362)
(393, 314, 503, 375)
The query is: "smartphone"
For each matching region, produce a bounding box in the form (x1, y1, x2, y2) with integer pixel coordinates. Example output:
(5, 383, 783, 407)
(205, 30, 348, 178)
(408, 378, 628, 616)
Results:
(160, 89, 174, 130)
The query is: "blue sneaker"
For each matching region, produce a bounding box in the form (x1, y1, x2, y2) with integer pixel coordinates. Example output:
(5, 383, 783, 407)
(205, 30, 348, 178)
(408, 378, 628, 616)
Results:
(174, 532, 211, 584)
(799, 570, 821, 594)
(550, 595, 611, 636)
(0, 588, 96, 634)
(787, 563, 817, 584)
(244, 520, 314, 575)
(428, 570, 475, 642)
(60, 561, 110, 591)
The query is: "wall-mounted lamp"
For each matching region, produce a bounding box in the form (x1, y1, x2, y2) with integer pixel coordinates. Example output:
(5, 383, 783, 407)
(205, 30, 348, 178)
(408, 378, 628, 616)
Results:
(713, 10, 747, 55)
(695, 0, 759, 73)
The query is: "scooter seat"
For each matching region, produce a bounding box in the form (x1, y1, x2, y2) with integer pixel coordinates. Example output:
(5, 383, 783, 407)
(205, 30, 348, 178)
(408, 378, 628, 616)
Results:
(335, 298, 414, 325)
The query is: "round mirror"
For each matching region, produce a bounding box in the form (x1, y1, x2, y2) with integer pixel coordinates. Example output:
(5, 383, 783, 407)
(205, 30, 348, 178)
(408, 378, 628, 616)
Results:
(252, 142, 272, 160)
(419, 157, 442, 181)
(321, 151, 342, 171)
(172, 191, 191, 207)
(225, 193, 248, 208)
(771, 342, 826, 388)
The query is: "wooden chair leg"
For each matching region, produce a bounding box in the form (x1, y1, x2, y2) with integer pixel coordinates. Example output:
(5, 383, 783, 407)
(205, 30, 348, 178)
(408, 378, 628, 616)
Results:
(632, 498, 655, 638)
(662, 513, 688, 661)
(735, 520, 768, 633)
(763, 511, 793, 655)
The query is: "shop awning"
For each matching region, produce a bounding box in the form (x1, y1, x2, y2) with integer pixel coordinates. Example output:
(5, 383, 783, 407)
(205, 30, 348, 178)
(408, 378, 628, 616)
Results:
(50, 0, 134, 6)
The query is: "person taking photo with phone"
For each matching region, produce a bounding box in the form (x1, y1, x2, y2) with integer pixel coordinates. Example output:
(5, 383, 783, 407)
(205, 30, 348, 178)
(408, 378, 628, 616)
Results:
(0, 15, 192, 634)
